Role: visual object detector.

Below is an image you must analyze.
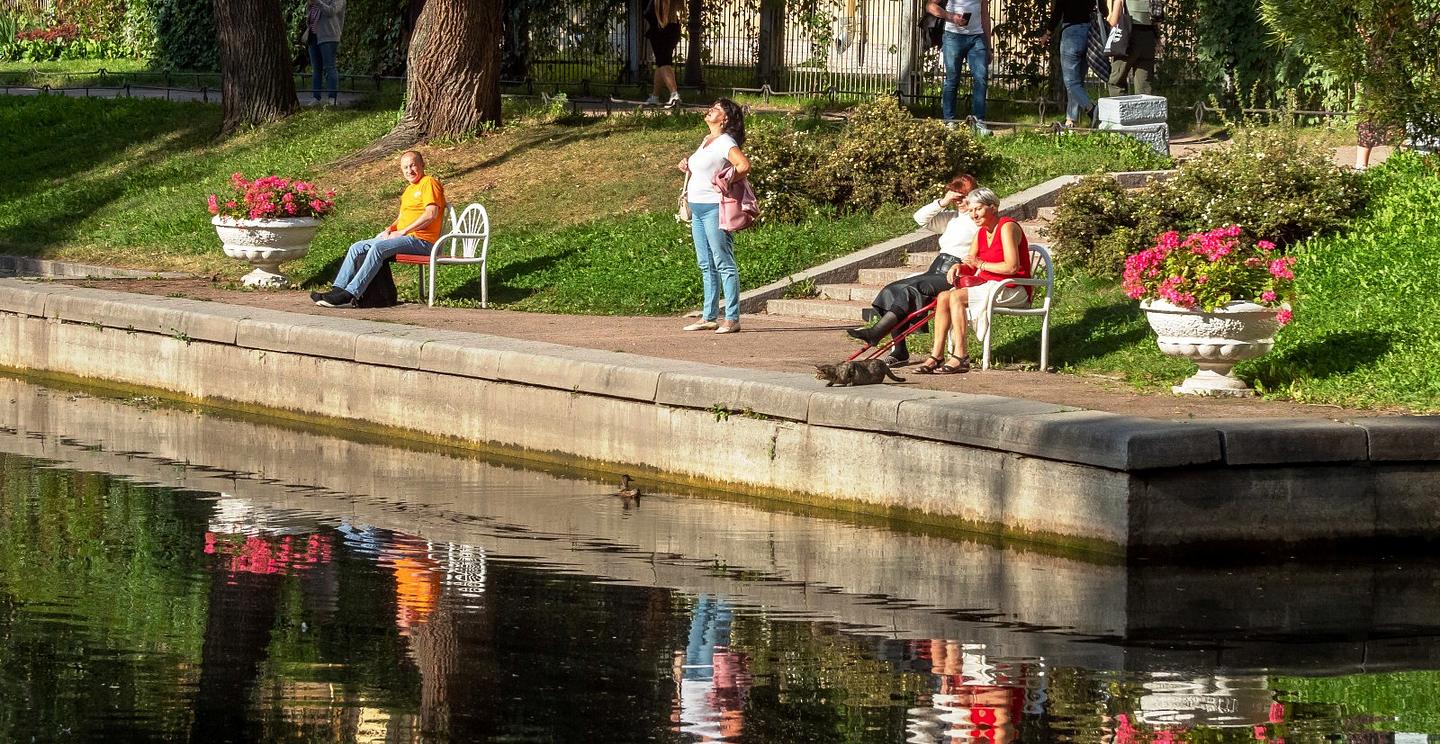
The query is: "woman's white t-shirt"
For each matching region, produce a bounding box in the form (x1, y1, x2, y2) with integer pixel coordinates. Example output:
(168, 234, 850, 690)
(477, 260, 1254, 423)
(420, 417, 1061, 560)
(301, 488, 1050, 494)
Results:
(913, 200, 980, 258)
(685, 133, 738, 204)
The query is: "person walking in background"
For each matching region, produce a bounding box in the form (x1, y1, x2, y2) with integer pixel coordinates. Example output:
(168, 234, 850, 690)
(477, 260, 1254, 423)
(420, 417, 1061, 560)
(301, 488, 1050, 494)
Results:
(927, 0, 991, 131)
(306, 0, 346, 105)
(677, 99, 750, 334)
(1039, 0, 1097, 127)
(1106, 0, 1155, 96)
(643, 0, 683, 106)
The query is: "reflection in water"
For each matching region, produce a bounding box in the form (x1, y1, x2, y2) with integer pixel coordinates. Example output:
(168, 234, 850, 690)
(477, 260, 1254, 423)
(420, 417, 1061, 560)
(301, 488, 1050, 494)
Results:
(2, 379, 1440, 741)
(673, 596, 752, 742)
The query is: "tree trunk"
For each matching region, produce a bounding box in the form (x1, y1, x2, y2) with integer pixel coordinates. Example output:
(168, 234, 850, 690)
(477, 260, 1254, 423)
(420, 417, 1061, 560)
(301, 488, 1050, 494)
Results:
(390, 0, 504, 146)
(213, 0, 297, 136)
(684, 0, 705, 87)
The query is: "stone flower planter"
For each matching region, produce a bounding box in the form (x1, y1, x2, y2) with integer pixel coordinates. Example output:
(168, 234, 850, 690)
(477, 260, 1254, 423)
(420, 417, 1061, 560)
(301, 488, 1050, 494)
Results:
(212, 216, 320, 288)
(1141, 299, 1283, 397)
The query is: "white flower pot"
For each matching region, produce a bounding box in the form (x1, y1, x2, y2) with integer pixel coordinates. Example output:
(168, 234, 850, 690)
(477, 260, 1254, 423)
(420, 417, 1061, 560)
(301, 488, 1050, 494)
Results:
(212, 216, 319, 288)
(1141, 299, 1282, 397)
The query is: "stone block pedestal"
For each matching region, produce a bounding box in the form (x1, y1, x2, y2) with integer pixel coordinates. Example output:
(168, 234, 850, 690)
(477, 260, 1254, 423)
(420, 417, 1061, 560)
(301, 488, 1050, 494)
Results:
(1096, 94, 1170, 157)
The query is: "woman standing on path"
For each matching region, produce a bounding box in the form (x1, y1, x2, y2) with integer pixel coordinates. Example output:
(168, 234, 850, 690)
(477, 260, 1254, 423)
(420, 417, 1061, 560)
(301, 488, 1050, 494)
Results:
(678, 99, 751, 334)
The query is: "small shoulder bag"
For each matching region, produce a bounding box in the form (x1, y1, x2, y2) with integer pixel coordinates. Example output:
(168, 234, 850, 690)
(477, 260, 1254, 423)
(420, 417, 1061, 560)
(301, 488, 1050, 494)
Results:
(676, 172, 692, 223)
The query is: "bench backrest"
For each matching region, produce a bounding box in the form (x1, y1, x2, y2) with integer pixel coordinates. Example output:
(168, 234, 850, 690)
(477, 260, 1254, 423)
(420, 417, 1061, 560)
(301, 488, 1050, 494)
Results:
(443, 203, 490, 260)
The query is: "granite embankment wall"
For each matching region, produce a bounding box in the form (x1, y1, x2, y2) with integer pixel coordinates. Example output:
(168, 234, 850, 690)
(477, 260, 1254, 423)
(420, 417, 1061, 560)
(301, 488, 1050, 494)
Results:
(1, 278, 1437, 557)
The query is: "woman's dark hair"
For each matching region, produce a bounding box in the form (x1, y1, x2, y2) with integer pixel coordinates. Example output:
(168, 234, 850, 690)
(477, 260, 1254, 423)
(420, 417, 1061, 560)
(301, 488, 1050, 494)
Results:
(715, 98, 746, 147)
(947, 174, 977, 193)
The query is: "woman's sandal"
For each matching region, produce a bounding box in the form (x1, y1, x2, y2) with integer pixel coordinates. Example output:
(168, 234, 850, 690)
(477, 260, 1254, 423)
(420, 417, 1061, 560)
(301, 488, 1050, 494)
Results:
(932, 354, 971, 375)
(911, 355, 945, 374)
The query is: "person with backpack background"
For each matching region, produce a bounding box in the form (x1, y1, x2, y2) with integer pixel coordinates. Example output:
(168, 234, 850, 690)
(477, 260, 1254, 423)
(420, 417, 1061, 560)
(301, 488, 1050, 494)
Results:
(1106, 0, 1158, 95)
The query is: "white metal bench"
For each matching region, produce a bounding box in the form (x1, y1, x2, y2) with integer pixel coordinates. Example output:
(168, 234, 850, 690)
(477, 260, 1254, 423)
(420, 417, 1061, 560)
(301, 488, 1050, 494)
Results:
(972, 243, 1055, 371)
(394, 203, 491, 307)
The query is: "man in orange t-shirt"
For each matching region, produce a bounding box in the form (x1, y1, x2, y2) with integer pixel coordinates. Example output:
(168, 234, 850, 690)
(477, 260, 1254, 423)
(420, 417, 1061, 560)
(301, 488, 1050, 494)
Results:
(313, 150, 447, 307)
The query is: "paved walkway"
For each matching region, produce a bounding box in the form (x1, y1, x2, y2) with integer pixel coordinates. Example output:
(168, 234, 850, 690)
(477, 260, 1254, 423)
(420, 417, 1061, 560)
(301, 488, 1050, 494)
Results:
(67, 277, 1402, 422)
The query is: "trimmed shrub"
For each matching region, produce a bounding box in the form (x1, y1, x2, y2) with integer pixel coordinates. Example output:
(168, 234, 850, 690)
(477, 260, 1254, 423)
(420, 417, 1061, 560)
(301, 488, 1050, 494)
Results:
(744, 116, 829, 224)
(1157, 127, 1366, 247)
(815, 97, 986, 212)
(744, 97, 985, 223)
(1047, 175, 1137, 277)
(1046, 126, 1367, 278)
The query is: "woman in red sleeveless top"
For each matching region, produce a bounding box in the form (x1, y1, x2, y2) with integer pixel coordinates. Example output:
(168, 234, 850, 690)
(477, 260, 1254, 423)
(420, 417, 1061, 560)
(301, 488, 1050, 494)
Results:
(914, 188, 1031, 374)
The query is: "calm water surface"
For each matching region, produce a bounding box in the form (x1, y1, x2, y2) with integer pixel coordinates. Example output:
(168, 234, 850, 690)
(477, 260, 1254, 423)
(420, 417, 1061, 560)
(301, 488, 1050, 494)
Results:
(1, 378, 1438, 743)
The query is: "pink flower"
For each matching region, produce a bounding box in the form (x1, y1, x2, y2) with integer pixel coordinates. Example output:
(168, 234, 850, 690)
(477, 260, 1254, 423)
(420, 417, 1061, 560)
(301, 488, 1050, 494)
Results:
(1260, 290, 1277, 302)
(207, 194, 219, 215)
(1276, 309, 1293, 326)
(1268, 258, 1295, 281)
(1257, 240, 1276, 252)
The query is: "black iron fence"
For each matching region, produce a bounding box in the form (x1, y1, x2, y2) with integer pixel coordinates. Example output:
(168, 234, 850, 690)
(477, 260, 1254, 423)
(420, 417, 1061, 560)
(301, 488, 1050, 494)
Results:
(495, 0, 1213, 108)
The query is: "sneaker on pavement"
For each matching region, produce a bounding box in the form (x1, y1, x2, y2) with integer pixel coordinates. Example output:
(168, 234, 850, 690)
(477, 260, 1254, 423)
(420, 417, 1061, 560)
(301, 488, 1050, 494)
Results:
(682, 320, 719, 331)
(715, 320, 740, 334)
(667, 92, 682, 107)
(316, 288, 355, 308)
(644, 94, 660, 105)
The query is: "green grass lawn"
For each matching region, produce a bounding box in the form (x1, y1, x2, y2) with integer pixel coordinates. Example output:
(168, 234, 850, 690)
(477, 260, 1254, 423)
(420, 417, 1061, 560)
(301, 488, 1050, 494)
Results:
(2, 92, 1428, 411)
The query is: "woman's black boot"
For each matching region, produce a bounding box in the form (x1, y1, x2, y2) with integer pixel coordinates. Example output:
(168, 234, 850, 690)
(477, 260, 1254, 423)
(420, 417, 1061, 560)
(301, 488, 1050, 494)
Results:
(847, 311, 903, 345)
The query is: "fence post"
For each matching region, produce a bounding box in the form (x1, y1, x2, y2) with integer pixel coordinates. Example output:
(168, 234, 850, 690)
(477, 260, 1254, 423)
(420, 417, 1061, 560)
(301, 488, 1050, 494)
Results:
(757, 0, 783, 88)
(625, 0, 641, 86)
(897, 0, 923, 104)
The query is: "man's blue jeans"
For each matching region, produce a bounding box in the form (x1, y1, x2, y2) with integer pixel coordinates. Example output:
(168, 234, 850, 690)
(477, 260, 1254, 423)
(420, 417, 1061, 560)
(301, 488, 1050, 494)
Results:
(941, 31, 989, 122)
(307, 38, 339, 102)
(334, 233, 431, 297)
(1059, 22, 1092, 123)
(688, 202, 740, 322)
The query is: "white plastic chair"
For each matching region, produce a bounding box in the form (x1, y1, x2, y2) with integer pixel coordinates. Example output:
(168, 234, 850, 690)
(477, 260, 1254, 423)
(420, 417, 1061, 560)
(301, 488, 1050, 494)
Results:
(973, 243, 1055, 371)
(395, 203, 491, 307)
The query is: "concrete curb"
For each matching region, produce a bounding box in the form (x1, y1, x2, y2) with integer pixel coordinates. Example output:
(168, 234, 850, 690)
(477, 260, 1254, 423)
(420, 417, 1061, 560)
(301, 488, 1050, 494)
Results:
(0, 254, 191, 280)
(3, 279, 1439, 555)
(736, 169, 1177, 313)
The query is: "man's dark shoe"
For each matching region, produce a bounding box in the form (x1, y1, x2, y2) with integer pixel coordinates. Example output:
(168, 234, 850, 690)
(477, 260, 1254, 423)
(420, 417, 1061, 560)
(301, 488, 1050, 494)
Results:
(309, 289, 328, 303)
(316, 288, 355, 308)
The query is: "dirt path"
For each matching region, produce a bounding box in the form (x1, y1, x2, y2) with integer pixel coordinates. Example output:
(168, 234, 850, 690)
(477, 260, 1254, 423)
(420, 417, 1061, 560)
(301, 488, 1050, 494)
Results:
(64, 277, 1401, 422)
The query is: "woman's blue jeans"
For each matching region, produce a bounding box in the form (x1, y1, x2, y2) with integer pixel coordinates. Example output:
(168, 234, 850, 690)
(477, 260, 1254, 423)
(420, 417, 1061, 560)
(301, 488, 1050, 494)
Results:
(688, 202, 739, 322)
(307, 38, 339, 102)
(941, 31, 989, 122)
(1059, 22, 1092, 123)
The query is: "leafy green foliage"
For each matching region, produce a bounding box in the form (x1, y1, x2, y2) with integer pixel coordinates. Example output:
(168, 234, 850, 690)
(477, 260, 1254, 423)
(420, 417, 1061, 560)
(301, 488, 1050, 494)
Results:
(1047, 126, 1365, 279)
(1259, 0, 1440, 141)
(1242, 152, 1440, 410)
(1047, 175, 1137, 277)
(747, 97, 984, 223)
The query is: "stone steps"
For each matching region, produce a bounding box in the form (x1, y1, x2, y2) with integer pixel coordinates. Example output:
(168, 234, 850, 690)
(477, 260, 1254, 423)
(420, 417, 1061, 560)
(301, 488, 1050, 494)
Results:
(764, 297, 871, 322)
(816, 283, 882, 304)
(763, 217, 1054, 322)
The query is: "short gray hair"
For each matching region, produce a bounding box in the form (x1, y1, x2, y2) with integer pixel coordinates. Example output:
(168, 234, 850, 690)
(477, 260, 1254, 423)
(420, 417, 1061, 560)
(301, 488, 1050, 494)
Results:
(965, 188, 1000, 209)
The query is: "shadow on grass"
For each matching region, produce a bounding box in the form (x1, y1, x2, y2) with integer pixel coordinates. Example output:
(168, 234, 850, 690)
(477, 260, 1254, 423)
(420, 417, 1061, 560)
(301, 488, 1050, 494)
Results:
(0, 98, 218, 252)
(1248, 330, 1395, 387)
(992, 300, 1150, 366)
